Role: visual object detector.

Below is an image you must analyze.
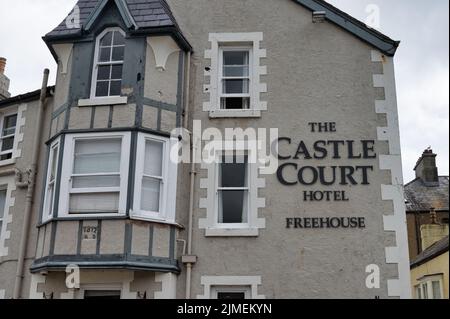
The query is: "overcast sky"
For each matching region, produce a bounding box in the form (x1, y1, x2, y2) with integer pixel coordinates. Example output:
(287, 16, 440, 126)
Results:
(0, 0, 448, 183)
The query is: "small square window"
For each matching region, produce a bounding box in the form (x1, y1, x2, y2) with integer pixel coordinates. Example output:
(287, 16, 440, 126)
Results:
(0, 114, 17, 161)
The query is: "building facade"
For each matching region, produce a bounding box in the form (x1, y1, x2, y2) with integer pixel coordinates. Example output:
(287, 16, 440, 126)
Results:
(0, 0, 411, 299)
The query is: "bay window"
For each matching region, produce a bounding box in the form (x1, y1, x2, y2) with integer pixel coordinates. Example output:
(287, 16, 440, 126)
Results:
(414, 275, 444, 299)
(59, 132, 130, 217)
(0, 188, 6, 238)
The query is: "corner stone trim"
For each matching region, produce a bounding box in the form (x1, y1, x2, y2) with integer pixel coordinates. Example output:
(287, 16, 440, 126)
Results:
(371, 50, 411, 299)
(12, 103, 27, 159)
(0, 175, 16, 257)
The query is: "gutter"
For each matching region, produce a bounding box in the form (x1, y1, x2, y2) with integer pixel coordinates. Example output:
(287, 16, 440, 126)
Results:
(13, 69, 50, 299)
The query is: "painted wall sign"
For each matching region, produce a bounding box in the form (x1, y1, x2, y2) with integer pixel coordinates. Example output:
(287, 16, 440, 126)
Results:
(276, 122, 376, 202)
(82, 226, 98, 240)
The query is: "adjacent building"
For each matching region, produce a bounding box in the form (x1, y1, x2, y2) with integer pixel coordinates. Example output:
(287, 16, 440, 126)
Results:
(0, 0, 410, 299)
(405, 149, 449, 299)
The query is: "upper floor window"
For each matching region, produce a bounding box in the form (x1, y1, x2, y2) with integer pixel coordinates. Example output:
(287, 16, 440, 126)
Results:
(204, 32, 267, 118)
(219, 48, 251, 110)
(414, 275, 444, 299)
(91, 28, 125, 98)
(0, 113, 17, 161)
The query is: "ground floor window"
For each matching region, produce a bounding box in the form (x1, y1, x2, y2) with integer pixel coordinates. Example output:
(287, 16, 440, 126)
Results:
(414, 274, 444, 299)
(212, 286, 250, 300)
(198, 276, 264, 299)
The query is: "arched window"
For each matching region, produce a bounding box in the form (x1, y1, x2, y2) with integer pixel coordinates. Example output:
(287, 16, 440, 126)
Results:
(91, 28, 125, 98)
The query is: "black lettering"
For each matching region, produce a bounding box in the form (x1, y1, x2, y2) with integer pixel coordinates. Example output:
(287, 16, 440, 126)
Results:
(340, 166, 358, 185)
(313, 140, 328, 159)
(362, 140, 377, 159)
(298, 166, 318, 186)
(318, 166, 337, 186)
(294, 141, 312, 159)
(347, 140, 362, 159)
(356, 166, 373, 185)
(286, 218, 294, 229)
(295, 218, 303, 228)
(327, 141, 346, 159)
(277, 137, 292, 160)
(359, 217, 366, 228)
(277, 163, 298, 186)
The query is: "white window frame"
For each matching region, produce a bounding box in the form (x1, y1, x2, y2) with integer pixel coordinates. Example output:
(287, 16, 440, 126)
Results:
(415, 274, 444, 299)
(198, 276, 265, 299)
(58, 132, 131, 218)
(204, 32, 267, 118)
(42, 138, 61, 223)
(218, 47, 253, 110)
(132, 133, 178, 223)
(215, 152, 250, 227)
(199, 141, 266, 237)
(78, 28, 128, 107)
(0, 110, 18, 162)
(0, 186, 6, 241)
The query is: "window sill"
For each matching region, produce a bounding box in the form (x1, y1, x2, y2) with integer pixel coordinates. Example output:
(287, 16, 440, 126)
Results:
(130, 214, 184, 229)
(0, 158, 16, 168)
(78, 96, 128, 107)
(209, 109, 261, 118)
(204, 227, 260, 237)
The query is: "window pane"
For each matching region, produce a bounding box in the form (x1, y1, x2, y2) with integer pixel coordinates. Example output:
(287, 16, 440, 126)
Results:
(223, 79, 249, 94)
(109, 80, 122, 96)
(223, 51, 249, 66)
(95, 81, 109, 97)
(50, 146, 58, 181)
(144, 140, 163, 177)
(422, 283, 428, 299)
(223, 65, 249, 77)
(72, 175, 120, 188)
(0, 189, 6, 217)
(73, 139, 121, 174)
(220, 156, 247, 187)
(141, 177, 161, 212)
(111, 65, 123, 79)
(84, 290, 121, 299)
(218, 190, 248, 224)
(45, 185, 54, 217)
(112, 46, 124, 61)
(4, 114, 17, 130)
(0, 154, 12, 161)
(220, 97, 250, 110)
(432, 281, 441, 299)
(1, 136, 14, 152)
(99, 47, 111, 62)
(113, 31, 125, 46)
(69, 192, 119, 213)
(100, 32, 113, 47)
(97, 65, 111, 80)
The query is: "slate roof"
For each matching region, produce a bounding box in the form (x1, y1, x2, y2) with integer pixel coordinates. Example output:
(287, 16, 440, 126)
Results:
(410, 236, 449, 268)
(45, 0, 178, 38)
(404, 176, 449, 212)
(0, 86, 55, 108)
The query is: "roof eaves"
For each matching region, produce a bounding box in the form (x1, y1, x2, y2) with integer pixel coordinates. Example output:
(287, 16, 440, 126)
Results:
(0, 86, 55, 108)
(293, 0, 400, 56)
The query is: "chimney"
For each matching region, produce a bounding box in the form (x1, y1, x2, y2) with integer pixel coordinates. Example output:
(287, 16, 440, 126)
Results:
(420, 208, 449, 251)
(0, 57, 11, 100)
(414, 148, 439, 186)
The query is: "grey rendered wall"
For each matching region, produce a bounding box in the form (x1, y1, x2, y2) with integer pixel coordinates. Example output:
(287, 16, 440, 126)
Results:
(167, 0, 398, 298)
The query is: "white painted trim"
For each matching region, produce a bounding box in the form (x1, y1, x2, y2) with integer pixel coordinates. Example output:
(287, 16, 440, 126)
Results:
(211, 286, 251, 299)
(78, 96, 128, 107)
(198, 276, 265, 299)
(154, 272, 177, 299)
(52, 43, 74, 74)
(29, 274, 46, 299)
(146, 36, 181, 71)
(0, 175, 16, 257)
(58, 132, 131, 218)
(209, 109, 262, 118)
(371, 50, 411, 299)
(199, 142, 266, 237)
(204, 32, 267, 117)
(131, 133, 178, 223)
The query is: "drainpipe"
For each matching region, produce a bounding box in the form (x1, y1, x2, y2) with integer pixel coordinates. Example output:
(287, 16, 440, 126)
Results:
(180, 52, 198, 299)
(13, 69, 49, 299)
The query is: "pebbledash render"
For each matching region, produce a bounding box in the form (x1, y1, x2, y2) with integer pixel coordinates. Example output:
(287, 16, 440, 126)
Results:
(0, 0, 411, 299)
